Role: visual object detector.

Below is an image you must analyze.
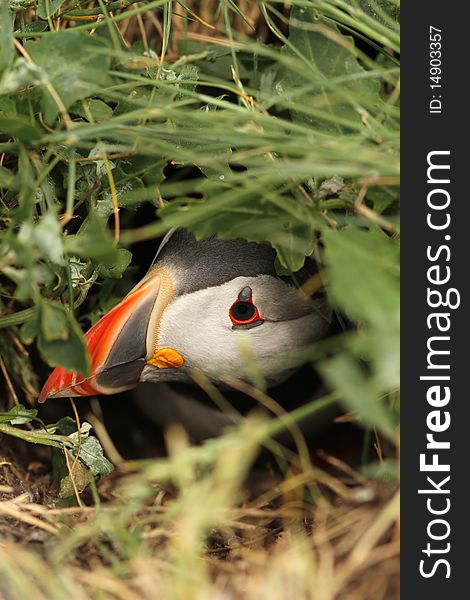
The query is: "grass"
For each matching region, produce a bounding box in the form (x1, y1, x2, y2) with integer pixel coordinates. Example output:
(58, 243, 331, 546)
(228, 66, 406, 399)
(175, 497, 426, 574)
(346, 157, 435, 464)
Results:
(1, 419, 399, 600)
(0, 1, 400, 598)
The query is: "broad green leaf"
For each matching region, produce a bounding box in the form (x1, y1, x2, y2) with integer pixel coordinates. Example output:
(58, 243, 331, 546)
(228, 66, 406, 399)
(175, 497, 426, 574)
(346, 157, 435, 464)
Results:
(32, 212, 65, 265)
(0, 57, 43, 95)
(0, 114, 42, 142)
(173, 64, 200, 102)
(17, 144, 37, 218)
(69, 422, 93, 442)
(52, 417, 113, 477)
(18, 21, 48, 34)
(197, 160, 232, 182)
(351, 327, 399, 390)
(70, 98, 113, 122)
(97, 165, 147, 217)
(38, 299, 89, 376)
(273, 219, 315, 273)
(8, 1, 36, 9)
(165, 64, 234, 180)
(65, 213, 131, 277)
(65, 213, 121, 265)
(118, 154, 166, 197)
(78, 435, 114, 476)
(3, 262, 51, 300)
(0, 2, 13, 74)
(324, 227, 400, 389)
(25, 31, 113, 122)
(366, 186, 399, 214)
(359, 0, 400, 29)
(320, 354, 396, 439)
(37, 0, 67, 19)
(40, 298, 69, 342)
(0, 165, 16, 189)
(0, 404, 38, 425)
(98, 247, 132, 279)
(20, 310, 40, 345)
(282, 6, 380, 133)
(0, 95, 15, 114)
(177, 39, 249, 80)
(48, 415, 81, 436)
(323, 227, 399, 327)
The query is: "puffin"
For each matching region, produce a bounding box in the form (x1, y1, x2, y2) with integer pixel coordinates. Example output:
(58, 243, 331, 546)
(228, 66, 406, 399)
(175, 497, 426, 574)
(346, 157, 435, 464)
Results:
(39, 230, 332, 440)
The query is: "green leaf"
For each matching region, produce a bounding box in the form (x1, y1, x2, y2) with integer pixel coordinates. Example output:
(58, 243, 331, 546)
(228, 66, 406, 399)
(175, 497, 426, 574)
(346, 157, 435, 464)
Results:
(320, 354, 396, 439)
(37, 0, 67, 19)
(118, 154, 166, 193)
(20, 309, 40, 345)
(98, 247, 132, 279)
(17, 144, 37, 218)
(70, 98, 113, 122)
(351, 326, 399, 391)
(282, 7, 380, 133)
(40, 298, 69, 342)
(0, 2, 13, 74)
(174, 64, 200, 101)
(25, 31, 113, 123)
(177, 39, 248, 80)
(0, 57, 43, 95)
(0, 404, 38, 425)
(273, 219, 315, 273)
(324, 227, 400, 389)
(18, 21, 49, 34)
(324, 227, 399, 327)
(0, 165, 17, 189)
(8, 1, 36, 9)
(0, 95, 16, 114)
(50, 418, 112, 476)
(0, 115, 42, 142)
(32, 212, 65, 266)
(366, 186, 399, 214)
(48, 415, 80, 436)
(69, 422, 93, 441)
(65, 213, 120, 265)
(78, 435, 114, 476)
(359, 0, 400, 28)
(65, 212, 132, 276)
(38, 299, 89, 376)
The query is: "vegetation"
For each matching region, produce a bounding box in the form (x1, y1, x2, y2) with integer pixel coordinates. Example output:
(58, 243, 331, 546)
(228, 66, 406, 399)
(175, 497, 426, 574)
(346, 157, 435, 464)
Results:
(0, 1, 399, 598)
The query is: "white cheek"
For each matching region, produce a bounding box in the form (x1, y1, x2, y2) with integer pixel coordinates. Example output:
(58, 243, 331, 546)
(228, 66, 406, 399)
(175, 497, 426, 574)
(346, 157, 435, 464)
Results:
(157, 287, 246, 378)
(156, 276, 329, 381)
(247, 312, 326, 362)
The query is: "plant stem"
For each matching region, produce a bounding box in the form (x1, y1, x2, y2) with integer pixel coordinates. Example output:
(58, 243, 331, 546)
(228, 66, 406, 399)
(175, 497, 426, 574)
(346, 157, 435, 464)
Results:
(0, 422, 74, 448)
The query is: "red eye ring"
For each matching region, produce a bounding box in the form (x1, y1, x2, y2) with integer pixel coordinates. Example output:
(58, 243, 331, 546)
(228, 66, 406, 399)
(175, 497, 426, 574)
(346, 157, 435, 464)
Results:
(229, 287, 263, 328)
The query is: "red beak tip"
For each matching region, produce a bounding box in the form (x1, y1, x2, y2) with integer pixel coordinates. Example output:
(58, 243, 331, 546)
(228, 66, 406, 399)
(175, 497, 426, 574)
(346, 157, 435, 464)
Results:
(38, 380, 57, 404)
(38, 365, 72, 404)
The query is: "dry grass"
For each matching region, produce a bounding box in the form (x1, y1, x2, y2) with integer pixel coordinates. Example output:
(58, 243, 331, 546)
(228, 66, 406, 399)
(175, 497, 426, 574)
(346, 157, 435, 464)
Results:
(0, 420, 399, 600)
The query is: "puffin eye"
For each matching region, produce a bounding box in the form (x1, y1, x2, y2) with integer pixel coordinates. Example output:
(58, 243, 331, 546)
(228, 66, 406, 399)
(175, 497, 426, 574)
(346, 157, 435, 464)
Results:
(231, 302, 255, 322)
(229, 287, 264, 329)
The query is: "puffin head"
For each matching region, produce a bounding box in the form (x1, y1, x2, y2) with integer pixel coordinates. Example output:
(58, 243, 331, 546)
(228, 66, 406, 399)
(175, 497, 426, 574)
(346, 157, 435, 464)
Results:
(39, 230, 331, 403)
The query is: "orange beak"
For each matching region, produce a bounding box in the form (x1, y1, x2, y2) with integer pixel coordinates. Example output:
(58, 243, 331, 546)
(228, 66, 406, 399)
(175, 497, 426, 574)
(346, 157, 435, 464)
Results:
(38, 268, 183, 403)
